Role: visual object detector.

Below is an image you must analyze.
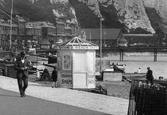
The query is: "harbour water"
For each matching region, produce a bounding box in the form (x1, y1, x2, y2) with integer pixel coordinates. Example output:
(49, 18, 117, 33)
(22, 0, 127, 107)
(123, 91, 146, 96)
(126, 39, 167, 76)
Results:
(96, 54, 167, 79)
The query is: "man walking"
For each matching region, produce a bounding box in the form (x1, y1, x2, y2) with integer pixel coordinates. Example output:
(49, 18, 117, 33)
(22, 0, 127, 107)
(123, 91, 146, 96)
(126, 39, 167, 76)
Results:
(14, 51, 31, 97)
(146, 67, 154, 85)
(51, 67, 58, 88)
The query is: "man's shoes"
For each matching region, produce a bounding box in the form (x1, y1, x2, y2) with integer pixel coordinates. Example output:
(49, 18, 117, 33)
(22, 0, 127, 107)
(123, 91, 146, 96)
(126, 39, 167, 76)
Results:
(23, 92, 26, 97)
(20, 93, 26, 97)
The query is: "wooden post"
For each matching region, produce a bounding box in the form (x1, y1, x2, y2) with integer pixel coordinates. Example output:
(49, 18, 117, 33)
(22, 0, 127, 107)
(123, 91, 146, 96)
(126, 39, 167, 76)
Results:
(154, 48, 157, 61)
(119, 49, 124, 61)
(122, 49, 124, 61)
(119, 49, 122, 61)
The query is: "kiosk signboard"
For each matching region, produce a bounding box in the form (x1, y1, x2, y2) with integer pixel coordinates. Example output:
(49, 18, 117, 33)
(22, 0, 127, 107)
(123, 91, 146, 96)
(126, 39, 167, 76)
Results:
(87, 73, 95, 88)
(62, 53, 71, 71)
(61, 73, 72, 88)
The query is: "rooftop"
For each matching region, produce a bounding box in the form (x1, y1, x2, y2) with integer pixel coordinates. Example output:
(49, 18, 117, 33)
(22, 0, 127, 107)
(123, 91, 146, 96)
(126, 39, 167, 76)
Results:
(59, 36, 99, 49)
(80, 28, 122, 40)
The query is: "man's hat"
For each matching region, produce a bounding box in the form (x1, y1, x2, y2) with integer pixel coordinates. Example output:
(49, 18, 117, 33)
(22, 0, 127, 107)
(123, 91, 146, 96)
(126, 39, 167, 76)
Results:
(147, 67, 150, 69)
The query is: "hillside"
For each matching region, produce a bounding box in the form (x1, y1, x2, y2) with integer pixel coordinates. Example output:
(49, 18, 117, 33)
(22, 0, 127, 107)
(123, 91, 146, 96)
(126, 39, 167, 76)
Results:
(0, 0, 167, 35)
(70, 0, 167, 34)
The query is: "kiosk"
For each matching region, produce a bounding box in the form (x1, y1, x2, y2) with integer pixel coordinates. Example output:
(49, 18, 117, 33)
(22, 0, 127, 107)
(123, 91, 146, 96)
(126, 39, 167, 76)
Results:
(57, 36, 99, 89)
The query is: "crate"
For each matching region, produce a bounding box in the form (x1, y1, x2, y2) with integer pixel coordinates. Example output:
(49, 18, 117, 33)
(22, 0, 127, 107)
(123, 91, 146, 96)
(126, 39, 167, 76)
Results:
(4, 64, 17, 78)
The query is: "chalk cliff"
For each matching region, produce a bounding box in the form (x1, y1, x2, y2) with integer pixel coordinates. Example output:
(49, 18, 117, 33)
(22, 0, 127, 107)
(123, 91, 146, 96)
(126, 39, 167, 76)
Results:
(1, 0, 167, 34)
(71, 0, 167, 33)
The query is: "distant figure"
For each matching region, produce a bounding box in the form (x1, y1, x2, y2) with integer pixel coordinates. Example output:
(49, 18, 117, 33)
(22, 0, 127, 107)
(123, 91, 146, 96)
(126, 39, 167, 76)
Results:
(159, 76, 163, 80)
(14, 51, 32, 97)
(51, 67, 58, 88)
(137, 68, 141, 73)
(113, 63, 125, 73)
(48, 53, 52, 56)
(146, 67, 154, 85)
(113, 63, 119, 72)
(36, 70, 41, 80)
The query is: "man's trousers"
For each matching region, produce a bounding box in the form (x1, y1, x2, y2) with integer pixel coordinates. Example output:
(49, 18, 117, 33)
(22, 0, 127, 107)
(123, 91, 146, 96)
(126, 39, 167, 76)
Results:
(17, 73, 28, 96)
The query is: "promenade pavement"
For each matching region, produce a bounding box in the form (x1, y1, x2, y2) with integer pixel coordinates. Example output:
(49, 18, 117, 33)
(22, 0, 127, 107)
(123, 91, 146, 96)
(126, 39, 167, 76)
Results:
(0, 76, 129, 115)
(0, 88, 108, 115)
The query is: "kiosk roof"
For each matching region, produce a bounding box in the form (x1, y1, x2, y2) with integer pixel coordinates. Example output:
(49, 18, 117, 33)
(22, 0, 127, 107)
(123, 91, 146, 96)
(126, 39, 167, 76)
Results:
(59, 36, 99, 50)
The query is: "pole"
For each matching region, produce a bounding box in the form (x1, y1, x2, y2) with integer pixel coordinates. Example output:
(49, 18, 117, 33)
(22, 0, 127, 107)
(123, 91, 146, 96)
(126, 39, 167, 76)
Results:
(100, 18, 103, 75)
(36, 54, 38, 80)
(9, 0, 13, 49)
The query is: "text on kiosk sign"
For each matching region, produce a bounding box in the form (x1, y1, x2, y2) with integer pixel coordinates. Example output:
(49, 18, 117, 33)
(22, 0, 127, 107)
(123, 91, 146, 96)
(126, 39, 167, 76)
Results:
(62, 74, 72, 85)
(60, 46, 99, 49)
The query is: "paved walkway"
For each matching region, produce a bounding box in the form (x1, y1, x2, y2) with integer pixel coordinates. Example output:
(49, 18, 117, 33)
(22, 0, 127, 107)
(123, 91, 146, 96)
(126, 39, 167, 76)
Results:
(0, 88, 108, 115)
(0, 76, 129, 115)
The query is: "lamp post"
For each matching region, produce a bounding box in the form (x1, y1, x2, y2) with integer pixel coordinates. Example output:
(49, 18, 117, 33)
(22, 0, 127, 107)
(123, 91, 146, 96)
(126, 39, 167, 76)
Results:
(9, 0, 13, 49)
(99, 17, 104, 76)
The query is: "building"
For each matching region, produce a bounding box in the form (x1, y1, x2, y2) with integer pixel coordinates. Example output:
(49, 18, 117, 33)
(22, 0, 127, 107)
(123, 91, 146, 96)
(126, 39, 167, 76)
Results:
(117, 37, 128, 47)
(56, 17, 65, 35)
(0, 19, 18, 51)
(69, 21, 78, 36)
(17, 17, 26, 49)
(39, 38, 51, 49)
(56, 18, 75, 44)
(25, 22, 42, 48)
(0, 16, 78, 51)
(79, 28, 123, 48)
(35, 21, 56, 43)
(123, 34, 158, 46)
